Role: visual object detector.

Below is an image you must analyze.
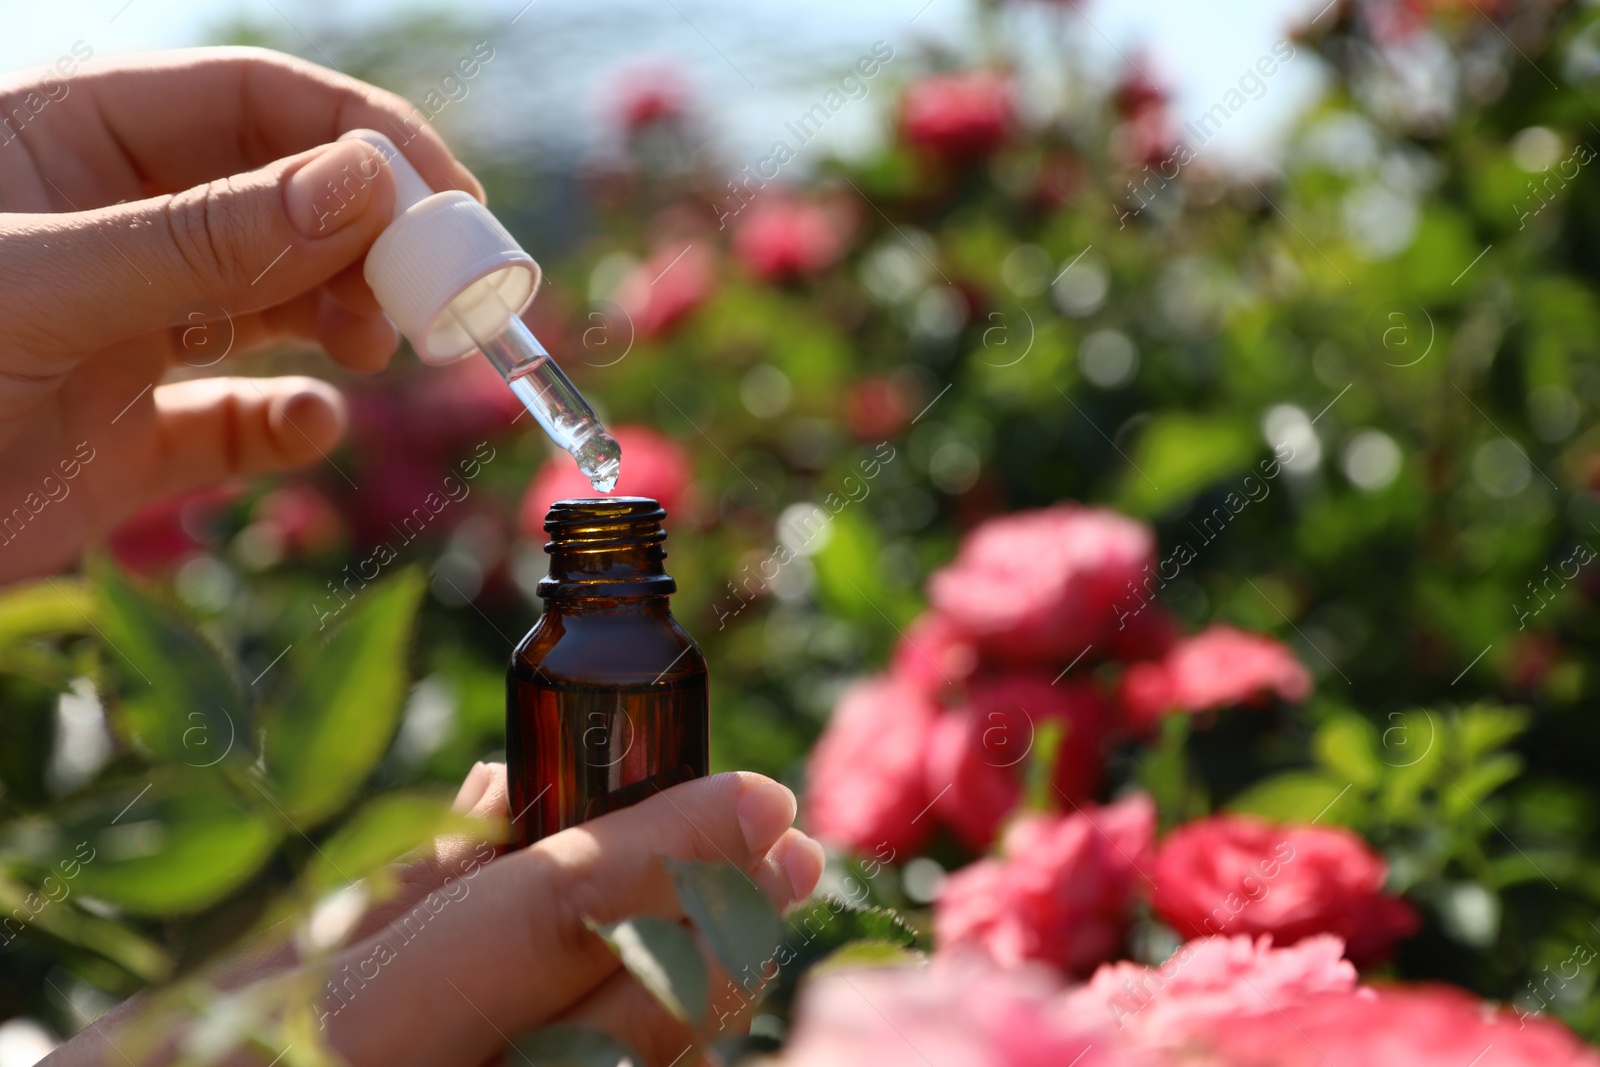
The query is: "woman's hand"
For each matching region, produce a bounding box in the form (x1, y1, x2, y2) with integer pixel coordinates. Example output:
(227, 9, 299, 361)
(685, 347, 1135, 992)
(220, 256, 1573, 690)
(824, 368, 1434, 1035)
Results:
(52, 767, 826, 1067)
(0, 47, 482, 584)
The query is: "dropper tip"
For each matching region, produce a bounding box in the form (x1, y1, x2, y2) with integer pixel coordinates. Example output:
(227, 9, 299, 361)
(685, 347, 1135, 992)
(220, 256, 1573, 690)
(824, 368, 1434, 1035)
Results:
(574, 431, 622, 493)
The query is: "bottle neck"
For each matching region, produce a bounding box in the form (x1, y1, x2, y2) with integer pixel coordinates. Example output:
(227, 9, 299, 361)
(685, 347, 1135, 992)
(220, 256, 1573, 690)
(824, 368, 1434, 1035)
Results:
(537, 497, 678, 603)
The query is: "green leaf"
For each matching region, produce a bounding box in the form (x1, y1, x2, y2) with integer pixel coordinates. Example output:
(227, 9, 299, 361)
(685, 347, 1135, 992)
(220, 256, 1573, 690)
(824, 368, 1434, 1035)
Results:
(760, 902, 922, 1019)
(0, 577, 94, 646)
(304, 791, 481, 898)
(590, 916, 708, 1025)
(810, 509, 916, 627)
(667, 860, 782, 978)
(260, 569, 426, 826)
(809, 940, 921, 976)
(706, 1034, 782, 1066)
(64, 784, 281, 916)
(511, 1024, 643, 1067)
(1313, 714, 1382, 789)
(1457, 705, 1527, 764)
(1116, 415, 1257, 518)
(94, 564, 244, 767)
(1022, 718, 1066, 814)
(1447, 754, 1523, 815)
(1228, 772, 1356, 827)
(779, 901, 921, 964)
(1378, 709, 1445, 817)
(0, 872, 169, 981)
(1137, 714, 1192, 830)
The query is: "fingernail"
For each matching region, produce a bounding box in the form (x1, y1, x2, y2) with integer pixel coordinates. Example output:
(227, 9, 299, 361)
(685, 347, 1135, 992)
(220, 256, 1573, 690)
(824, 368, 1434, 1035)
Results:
(285, 140, 385, 239)
(782, 833, 826, 902)
(280, 389, 331, 432)
(453, 762, 487, 812)
(736, 777, 797, 857)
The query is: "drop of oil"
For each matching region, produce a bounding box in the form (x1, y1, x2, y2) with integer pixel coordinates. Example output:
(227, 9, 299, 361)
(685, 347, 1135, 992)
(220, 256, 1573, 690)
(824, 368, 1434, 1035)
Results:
(574, 431, 622, 493)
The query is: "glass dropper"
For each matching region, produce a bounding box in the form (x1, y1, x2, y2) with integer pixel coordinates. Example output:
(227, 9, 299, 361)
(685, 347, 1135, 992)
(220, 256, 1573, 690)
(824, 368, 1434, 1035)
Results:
(448, 284, 621, 493)
(334, 128, 621, 494)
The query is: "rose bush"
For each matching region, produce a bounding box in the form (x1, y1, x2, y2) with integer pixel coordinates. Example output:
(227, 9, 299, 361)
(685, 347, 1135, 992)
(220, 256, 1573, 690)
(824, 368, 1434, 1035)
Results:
(803, 674, 939, 855)
(934, 794, 1155, 976)
(1151, 816, 1419, 967)
(771, 936, 1600, 1066)
(27, 0, 1600, 1059)
(924, 504, 1157, 666)
(924, 675, 1106, 850)
(1119, 626, 1314, 731)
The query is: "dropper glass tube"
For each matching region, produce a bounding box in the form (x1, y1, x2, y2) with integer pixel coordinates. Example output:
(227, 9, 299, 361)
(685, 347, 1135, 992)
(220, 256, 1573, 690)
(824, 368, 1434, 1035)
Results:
(450, 287, 621, 492)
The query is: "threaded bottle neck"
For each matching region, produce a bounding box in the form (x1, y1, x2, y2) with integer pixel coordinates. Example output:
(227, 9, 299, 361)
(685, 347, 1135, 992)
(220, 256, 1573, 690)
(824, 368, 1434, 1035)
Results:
(538, 497, 677, 601)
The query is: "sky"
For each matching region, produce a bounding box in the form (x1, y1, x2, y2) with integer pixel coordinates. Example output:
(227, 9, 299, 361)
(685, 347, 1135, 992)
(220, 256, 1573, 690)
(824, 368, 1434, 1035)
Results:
(2, 0, 1327, 167)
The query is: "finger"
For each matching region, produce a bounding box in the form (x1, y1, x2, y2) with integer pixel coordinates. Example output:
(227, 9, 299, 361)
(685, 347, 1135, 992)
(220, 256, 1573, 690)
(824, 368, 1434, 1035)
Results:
(350, 763, 511, 945)
(761, 827, 826, 905)
(320, 773, 802, 1067)
(9, 47, 482, 209)
(461, 762, 510, 822)
(163, 291, 322, 366)
(161, 287, 392, 369)
(3, 137, 398, 365)
(323, 258, 383, 316)
(453, 762, 497, 813)
(554, 965, 701, 1067)
(552, 828, 824, 1066)
(317, 294, 400, 373)
(149, 375, 346, 500)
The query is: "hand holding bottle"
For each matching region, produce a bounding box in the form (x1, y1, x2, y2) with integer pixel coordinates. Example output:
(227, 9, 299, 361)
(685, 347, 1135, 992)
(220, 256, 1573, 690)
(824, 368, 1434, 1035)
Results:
(49, 764, 826, 1067)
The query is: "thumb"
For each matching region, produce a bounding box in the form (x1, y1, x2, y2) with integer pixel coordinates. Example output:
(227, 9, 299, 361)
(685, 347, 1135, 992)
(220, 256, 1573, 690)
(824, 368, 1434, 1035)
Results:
(2, 138, 396, 362)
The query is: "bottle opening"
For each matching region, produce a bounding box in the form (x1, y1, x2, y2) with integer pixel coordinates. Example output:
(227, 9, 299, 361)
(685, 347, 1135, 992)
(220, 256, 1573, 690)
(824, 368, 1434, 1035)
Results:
(538, 497, 676, 599)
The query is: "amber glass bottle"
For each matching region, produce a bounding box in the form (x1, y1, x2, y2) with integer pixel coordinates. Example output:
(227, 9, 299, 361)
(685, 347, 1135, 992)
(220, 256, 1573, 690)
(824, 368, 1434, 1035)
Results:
(506, 497, 709, 848)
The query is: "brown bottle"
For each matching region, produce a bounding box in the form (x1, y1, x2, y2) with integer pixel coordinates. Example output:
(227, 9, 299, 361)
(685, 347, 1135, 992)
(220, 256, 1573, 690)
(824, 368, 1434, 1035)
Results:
(506, 497, 709, 848)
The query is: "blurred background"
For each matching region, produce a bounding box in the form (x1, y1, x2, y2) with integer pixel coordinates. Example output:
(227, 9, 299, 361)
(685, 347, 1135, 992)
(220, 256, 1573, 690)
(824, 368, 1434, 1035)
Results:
(8, 0, 1600, 1062)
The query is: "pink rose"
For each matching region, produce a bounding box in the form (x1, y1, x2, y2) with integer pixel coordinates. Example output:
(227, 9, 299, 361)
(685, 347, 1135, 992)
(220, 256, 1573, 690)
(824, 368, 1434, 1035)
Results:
(902, 71, 1014, 161)
(108, 485, 237, 574)
(253, 483, 344, 557)
(613, 242, 716, 339)
(1104, 604, 1177, 663)
(518, 425, 693, 536)
(1151, 815, 1419, 967)
(610, 64, 689, 133)
(936, 793, 1155, 977)
(925, 675, 1107, 851)
(403, 353, 526, 448)
(845, 375, 914, 442)
(890, 610, 978, 694)
(1109, 61, 1175, 170)
(803, 674, 938, 855)
(1062, 934, 1357, 1043)
(732, 197, 850, 282)
(774, 955, 1117, 1067)
(927, 505, 1156, 667)
(1201, 984, 1600, 1067)
(1118, 625, 1312, 731)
